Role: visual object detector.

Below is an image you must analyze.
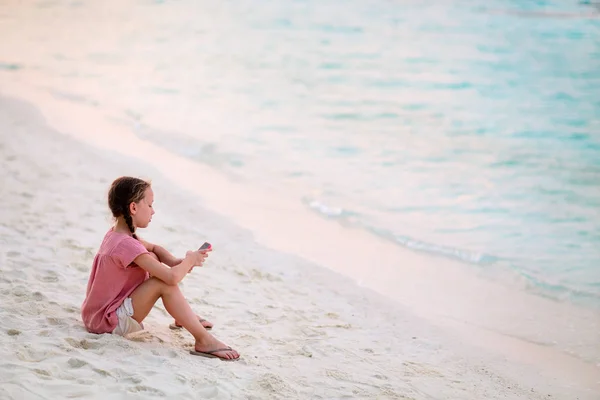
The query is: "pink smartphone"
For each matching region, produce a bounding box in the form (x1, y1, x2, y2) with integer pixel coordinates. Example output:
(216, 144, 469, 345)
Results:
(199, 242, 212, 251)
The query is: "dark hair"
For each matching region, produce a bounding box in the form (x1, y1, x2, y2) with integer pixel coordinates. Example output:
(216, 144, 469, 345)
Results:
(108, 176, 151, 239)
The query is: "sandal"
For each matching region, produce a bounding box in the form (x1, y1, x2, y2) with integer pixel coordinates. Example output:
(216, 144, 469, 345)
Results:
(190, 347, 239, 361)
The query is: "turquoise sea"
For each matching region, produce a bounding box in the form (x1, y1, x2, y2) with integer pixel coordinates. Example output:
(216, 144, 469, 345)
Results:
(131, 0, 600, 306)
(7, 0, 600, 305)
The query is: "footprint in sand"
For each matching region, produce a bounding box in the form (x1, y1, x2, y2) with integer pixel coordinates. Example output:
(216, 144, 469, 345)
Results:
(32, 291, 46, 301)
(125, 376, 143, 385)
(11, 285, 28, 297)
(325, 369, 352, 381)
(128, 386, 166, 396)
(33, 368, 51, 379)
(292, 345, 312, 358)
(75, 379, 97, 386)
(93, 368, 112, 377)
(46, 317, 64, 326)
(64, 337, 103, 350)
(379, 386, 417, 400)
(16, 347, 51, 362)
(67, 358, 88, 369)
(71, 262, 89, 272)
(63, 305, 79, 314)
(165, 350, 179, 358)
(402, 361, 444, 378)
(39, 271, 59, 283)
(362, 348, 374, 353)
(250, 269, 282, 282)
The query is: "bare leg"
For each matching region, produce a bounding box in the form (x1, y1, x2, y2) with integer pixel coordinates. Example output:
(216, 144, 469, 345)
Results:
(129, 277, 239, 360)
(148, 251, 214, 330)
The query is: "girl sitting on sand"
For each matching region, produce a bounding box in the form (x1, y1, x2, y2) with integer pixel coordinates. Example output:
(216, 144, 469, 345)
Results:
(81, 176, 239, 360)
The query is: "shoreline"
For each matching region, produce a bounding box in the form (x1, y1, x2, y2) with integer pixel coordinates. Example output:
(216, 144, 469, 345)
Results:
(0, 75, 599, 397)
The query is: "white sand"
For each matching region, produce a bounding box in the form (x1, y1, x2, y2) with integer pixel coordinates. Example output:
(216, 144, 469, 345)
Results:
(0, 2, 598, 396)
(0, 92, 598, 399)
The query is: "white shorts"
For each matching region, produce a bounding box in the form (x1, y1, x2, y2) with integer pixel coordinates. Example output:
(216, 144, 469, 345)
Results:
(112, 298, 143, 337)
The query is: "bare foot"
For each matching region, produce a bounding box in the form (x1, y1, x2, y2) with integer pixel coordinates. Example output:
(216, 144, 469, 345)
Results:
(194, 336, 240, 360)
(173, 315, 213, 330)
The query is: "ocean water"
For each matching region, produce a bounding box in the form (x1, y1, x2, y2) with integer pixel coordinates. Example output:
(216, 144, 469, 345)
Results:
(3, 0, 599, 305)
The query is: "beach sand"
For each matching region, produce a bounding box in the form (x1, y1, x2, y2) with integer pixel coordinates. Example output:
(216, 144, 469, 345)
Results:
(2, 1, 600, 397)
(0, 90, 598, 400)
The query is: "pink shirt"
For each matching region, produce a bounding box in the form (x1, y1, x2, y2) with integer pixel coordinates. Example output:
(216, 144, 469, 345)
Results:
(81, 229, 149, 334)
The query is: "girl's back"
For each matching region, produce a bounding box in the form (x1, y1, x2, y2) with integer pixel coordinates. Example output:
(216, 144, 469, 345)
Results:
(81, 229, 149, 334)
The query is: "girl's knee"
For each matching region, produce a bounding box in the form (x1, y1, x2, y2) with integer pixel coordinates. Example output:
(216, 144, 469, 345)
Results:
(147, 277, 179, 293)
(149, 251, 159, 261)
(147, 277, 169, 289)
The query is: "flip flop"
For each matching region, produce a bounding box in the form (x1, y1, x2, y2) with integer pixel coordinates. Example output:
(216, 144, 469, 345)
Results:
(169, 318, 213, 330)
(190, 347, 239, 361)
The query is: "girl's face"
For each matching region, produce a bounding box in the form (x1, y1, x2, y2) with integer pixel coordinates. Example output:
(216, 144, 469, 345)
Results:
(131, 187, 155, 229)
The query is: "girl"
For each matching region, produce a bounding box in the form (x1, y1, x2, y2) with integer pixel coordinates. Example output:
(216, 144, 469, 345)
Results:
(81, 176, 239, 360)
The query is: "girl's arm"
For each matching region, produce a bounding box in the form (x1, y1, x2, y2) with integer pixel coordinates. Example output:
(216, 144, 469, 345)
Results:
(139, 238, 182, 267)
(133, 250, 205, 286)
(152, 245, 183, 267)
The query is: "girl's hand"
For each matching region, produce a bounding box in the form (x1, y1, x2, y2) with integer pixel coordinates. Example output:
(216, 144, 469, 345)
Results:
(185, 250, 209, 267)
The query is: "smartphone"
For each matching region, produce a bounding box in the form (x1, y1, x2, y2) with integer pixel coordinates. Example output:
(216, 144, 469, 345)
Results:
(199, 242, 212, 251)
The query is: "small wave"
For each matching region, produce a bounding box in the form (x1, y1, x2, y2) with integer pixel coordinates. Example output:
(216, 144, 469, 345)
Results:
(304, 198, 600, 308)
(366, 226, 497, 265)
(516, 269, 600, 306)
(304, 198, 497, 265)
(392, 234, 496, 264)
(305, 199, 346, 218)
